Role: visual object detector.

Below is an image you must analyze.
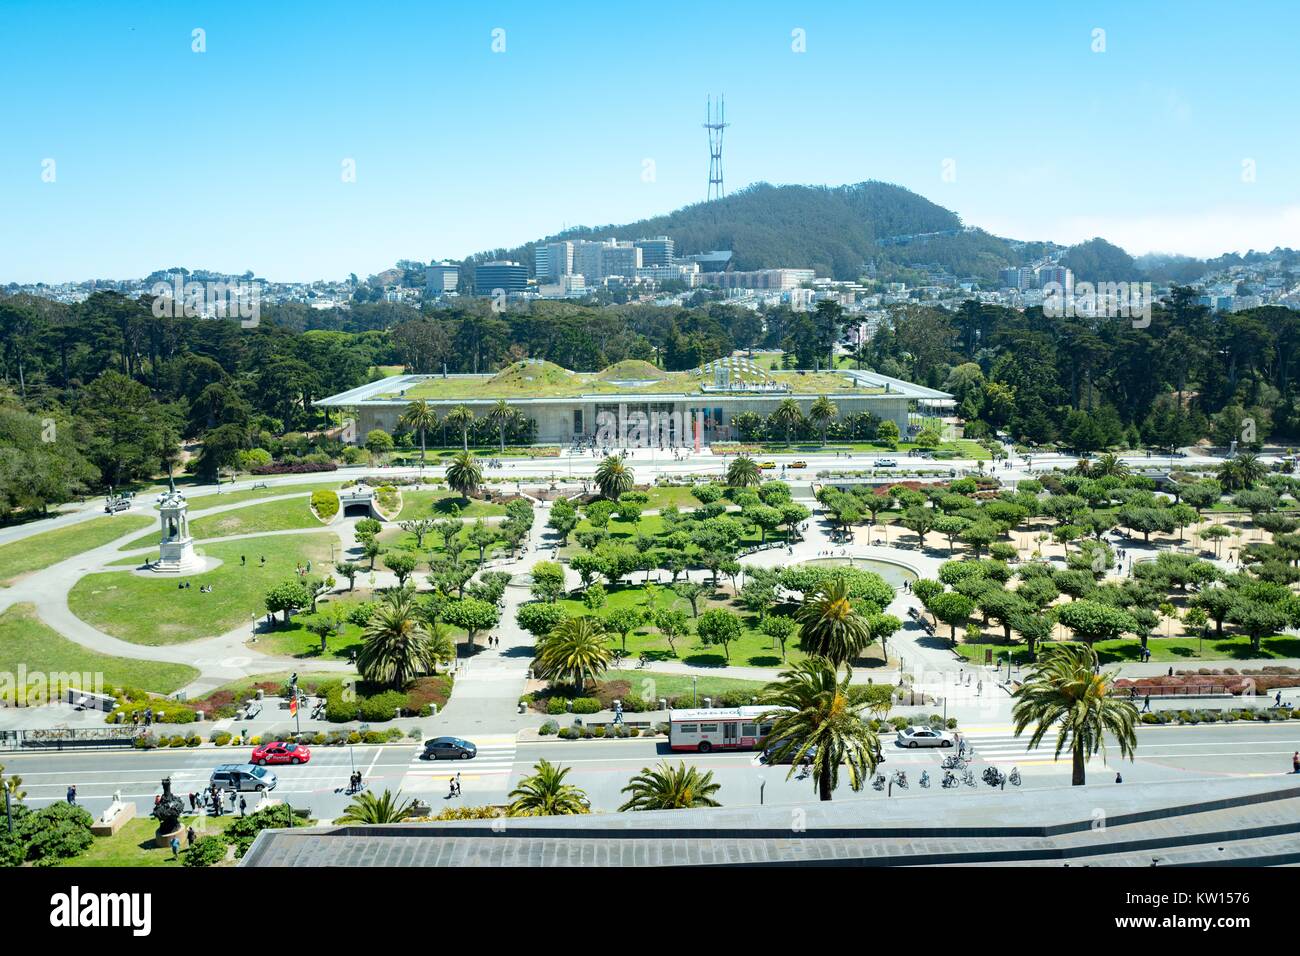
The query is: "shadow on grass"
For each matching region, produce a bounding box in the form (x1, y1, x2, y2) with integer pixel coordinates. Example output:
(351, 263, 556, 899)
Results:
(681, 653, 729, 668)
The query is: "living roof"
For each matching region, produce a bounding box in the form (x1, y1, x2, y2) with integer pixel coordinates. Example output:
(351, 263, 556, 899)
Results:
(380, 361, 883, 401)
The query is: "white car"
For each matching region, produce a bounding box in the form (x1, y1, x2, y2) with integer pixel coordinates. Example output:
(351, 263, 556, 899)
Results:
(873, 458, 897, 468)
(896, 726, 954, 748)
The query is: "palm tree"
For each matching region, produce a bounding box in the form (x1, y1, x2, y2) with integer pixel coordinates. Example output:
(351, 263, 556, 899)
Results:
(758, 656, 879, 801)
(357, 589, 441, 689)
(534, 615, 612, 688)
(444, 404, 475, 451)
(809, 395, 838, 445)
(594, 455, 634, 500)
(445, 450, 482, 500)
(1219, 452, 1265, 491)
(772, 398, 802, 447)
(1090, 452, 1128, 479)
(487, 399, 518, 455)
(398, 400, 438, 468)
(1011, 642, 1138, 786)
(619, 761, 722, 811)
(336, 788, 413, 824)
(794, 577, 874, 664)
(726, 454, 760, 488)
(507, 760, 590, 816)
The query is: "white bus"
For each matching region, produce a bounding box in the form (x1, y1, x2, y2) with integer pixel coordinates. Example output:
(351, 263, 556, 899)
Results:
(668, 706, 782, 753)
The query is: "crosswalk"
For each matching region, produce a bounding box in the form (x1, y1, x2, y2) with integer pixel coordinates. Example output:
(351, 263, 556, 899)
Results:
(400, 734, 519, 792)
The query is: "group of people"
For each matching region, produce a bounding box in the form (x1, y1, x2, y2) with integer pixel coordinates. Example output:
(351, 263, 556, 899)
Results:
(128, 708, 155, 726)
(188, 786, 245, 817)
(446, 773, 462, 798)
(174, 580, 215, 593)
(346, 771, 364, 794)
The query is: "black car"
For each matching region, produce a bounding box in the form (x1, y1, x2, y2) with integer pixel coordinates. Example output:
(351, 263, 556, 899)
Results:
(762, 742, 817, 765)
(422, 736, 477, 760)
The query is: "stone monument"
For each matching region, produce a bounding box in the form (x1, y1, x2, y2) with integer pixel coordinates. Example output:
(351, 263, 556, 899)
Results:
(154, 485, 199, 573)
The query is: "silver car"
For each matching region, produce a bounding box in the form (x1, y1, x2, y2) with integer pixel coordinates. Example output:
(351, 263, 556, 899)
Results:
(896, 726, 954, 748)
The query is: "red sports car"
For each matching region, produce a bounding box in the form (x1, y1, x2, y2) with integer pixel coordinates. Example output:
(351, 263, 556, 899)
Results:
(250, 742, 311, 766)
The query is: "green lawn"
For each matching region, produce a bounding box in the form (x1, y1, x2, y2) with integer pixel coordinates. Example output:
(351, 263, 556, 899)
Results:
(0, 603, 198, 696)
(60, 815, 235, 867)
(186, 497, 324, 540)
(394, 489, 508, 520)
(637, 486, 713, 511)
(376, 522, 507, 562)
(953, 631, 1300, 666)
(68, 533, 340, 646)
(0, 514, 153, 585)
(178, 482, 341, 509)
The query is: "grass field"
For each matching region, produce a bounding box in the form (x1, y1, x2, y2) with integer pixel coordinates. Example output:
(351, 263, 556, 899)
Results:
(952, 630, 1300, 666)
(395, 489, 508, 520)
(187, 497, 323, 540)
(58, 816, 236, 867)
(68, 533, 340, 646)
(0, 603, 198, 696)
(600, 669, 771, 702)
(0, 514, 154, 585)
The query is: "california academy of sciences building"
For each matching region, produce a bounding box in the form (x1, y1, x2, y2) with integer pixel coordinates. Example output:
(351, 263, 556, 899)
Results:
(316, 357, 952, 447)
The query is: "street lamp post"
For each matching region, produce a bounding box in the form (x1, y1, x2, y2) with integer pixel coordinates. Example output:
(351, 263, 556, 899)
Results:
(759, 778, 766, 806)
(692, 675, 698, 708)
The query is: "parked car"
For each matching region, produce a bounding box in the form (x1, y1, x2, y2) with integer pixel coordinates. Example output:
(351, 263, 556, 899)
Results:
(209, 764, 277, 792)
(422, 736, 477, 760)
(896, 726, 953, 748)
(758, 461, 776, 470)
(250, 741, 311, 765)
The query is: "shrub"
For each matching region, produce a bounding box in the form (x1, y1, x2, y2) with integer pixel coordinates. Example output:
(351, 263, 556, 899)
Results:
(134, 733, 159, 749)
(1140, 712, 1160, 724)
(211, 731, 232, 746)
(546, 697, 569, 716)
(592, 726, 607, 738)
(557, 727, 578, 740)
(20, 803, 95, 865)
(311, 489, 339, 520)
(945, 717, 958, 730)
(183, 835, 228, 868)
(570, 697, 601, 715)
(539, 720, 559, 736)
(408, 727, 424, 740)
(628, 727, 640, 737)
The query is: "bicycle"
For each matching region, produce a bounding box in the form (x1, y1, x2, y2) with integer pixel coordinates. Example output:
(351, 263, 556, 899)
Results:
(1008, 767, 1022, 787)
(961, 768, 977, 787)
(919, 770, 931, 789)
(941, 753, 970, 770)
(941, 769, 959, 789)
(891, 770, 909, 790)
(871, 772, 887, 791)
(982, 766, 1006, 788)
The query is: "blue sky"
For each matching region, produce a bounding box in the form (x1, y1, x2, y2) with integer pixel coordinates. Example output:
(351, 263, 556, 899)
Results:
(1, 0, 1297, 282)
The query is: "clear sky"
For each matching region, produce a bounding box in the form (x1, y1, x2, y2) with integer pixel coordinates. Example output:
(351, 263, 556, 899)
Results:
(2, 0, 1296, 283)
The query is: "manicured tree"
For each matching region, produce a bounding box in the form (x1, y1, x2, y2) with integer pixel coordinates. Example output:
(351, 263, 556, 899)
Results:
(875, 419, 900, 449)
(726, 454, 761, 488)
(355, 517, 383, 540)
(382, 549, 419, 587)
(547, 497, 579, 546)
(695, 608, 743, 662)
(744, 504, 784, 545)
(398, 400, 437, 467)
(795, 578, 873, 664)
(365, 429, 394, 459)
(1180, 480, 1223, 515)
(758, 657, 879, 802)
(301, 606, 342, 653)
(1227, 599, 1288, 653)
(466, 519, 498, 564)
(1012, 643, 1137, 786)
(866, 612, 903, 659)
(602, 606, 645, 655)
(358, 589, 441, 688)
(444, 404, 475, 451)
(360, 536, 383, 571)
(582, 581, 607, 610)
(1008, 608, 1054, 660)
(619, 762, 722, 811)
(443, 596, 500, 650)
(761, 614, 798, 660)
(515, 600, 569, 640)
(508, 760, 590, 817)
(933, 515, 970, 553)
(530, 560, 566, 602)
(672, 580, 711, 617)
(654, 607, 691, 656)
(445, 451, 482, 499)
(334, 561, 362, 592)
(809, 395, 838, 445)
(1055, 599, 1137, 647)
(780, 501, 811, 541)
(1117, 505, 1176, 544)
(534, 616, 611, 688)
(398, 517, 435, 549)
(1191, 586, 1236, 636)
(1201, 523, 1232, 557)
(901, 505, 937, 549)
(265, 580, 312, 624)
(929, 592, 975, 645)
(594, 455, 635, 500)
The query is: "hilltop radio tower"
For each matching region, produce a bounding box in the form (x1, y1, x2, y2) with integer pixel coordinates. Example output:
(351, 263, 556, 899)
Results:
(704, 95, 729, 201)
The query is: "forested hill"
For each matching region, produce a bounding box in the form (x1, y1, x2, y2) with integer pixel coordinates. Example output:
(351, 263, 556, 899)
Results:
(469, 181, 1039, 281)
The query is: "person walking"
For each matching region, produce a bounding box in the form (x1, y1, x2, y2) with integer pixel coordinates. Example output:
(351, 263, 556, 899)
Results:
(1142, 694, 1151, 713)
(1115, 772, 1123, 784)
(1292, 752, 1300, 774)
(66, 784, 77, 805)
(186, 825, 196, 846)
(188, 791, 197, 811)
(170, 836, 180, 859)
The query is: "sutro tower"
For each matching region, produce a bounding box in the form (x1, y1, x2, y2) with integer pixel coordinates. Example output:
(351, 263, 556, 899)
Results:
(704, 95, 729, 201)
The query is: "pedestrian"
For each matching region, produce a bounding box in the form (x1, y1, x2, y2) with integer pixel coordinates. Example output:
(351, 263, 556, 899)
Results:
(1276, 691, 1283, 708)
(170, 836, 180, 859)
(1167, 666, 1174, 677)
(1115, 772, 1123, 784)
(228, 788, 236, 810)
(1293, 752, 1300, 774)
(186, 825, 196, 846)
(239, 796, 247, 817)
(240, 555, 246, 567)
(1142, 694, 1151, 712)
(66, 784, 77, 805)
(188, 791, 196, 811)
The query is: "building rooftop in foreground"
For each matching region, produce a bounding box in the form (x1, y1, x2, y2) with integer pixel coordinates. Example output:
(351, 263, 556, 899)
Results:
(316, 359, 951, 408)
(241, 777, 1300, 867)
